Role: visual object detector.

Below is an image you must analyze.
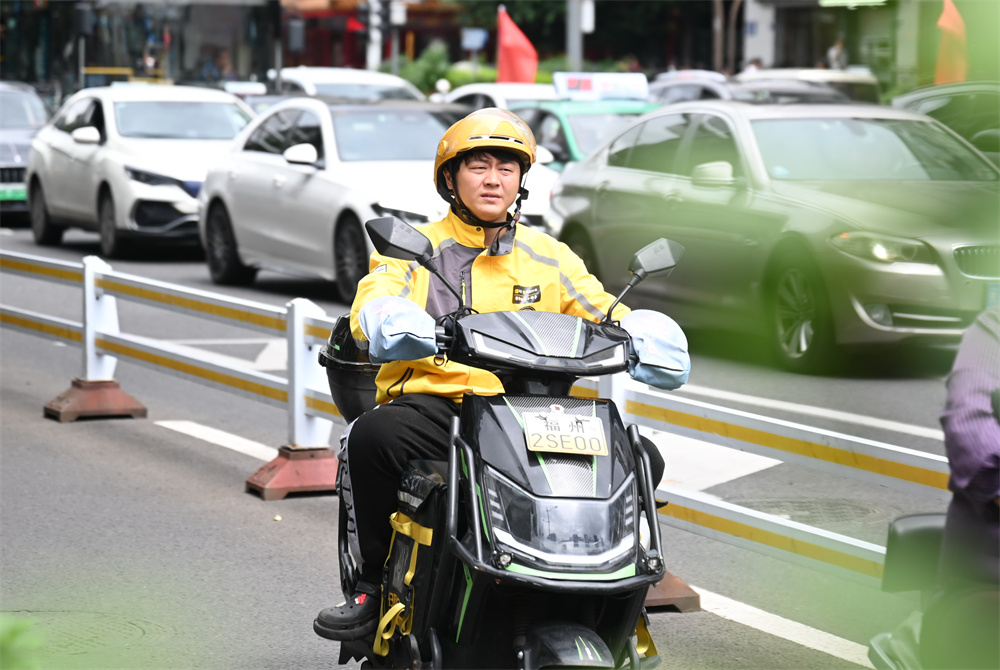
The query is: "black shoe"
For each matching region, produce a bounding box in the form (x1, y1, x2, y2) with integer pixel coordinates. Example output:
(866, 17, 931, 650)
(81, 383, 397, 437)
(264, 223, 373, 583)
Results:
(313, 582, 380, 641)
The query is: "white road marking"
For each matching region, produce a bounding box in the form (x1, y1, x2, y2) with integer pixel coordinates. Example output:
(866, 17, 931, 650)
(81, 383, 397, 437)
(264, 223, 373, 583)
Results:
(680, 384, 943, 441)
(695, 586, 875, 668)
(642, 428, 781, 492)
(156, 420, 277, 462)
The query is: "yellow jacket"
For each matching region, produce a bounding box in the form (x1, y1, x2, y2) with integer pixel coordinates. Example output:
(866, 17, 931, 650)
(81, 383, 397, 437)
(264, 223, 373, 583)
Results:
(351, 211, 629, 404)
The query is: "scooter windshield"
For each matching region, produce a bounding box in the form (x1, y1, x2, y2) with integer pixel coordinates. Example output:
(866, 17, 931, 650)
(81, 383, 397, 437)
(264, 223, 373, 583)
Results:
(482, 466, 637, 570)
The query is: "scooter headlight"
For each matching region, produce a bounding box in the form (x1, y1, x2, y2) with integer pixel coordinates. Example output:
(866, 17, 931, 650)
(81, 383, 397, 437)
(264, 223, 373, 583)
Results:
(482, 467, 637, 569)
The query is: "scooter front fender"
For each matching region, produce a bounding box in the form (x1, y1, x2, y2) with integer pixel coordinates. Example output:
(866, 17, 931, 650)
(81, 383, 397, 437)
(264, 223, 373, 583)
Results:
(519, 622, 615, 670)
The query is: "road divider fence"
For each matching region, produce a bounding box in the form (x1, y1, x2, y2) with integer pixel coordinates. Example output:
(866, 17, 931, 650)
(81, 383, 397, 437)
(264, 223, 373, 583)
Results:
(1, 250, 949, 589)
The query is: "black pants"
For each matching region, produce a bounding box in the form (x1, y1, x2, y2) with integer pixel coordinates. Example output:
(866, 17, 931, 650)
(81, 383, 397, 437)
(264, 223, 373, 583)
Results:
(344, 393, 665, 586)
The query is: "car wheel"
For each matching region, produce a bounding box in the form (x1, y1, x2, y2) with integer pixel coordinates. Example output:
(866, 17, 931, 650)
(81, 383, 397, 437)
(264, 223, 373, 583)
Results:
(205, 204, 256, 286)
(768, 255, 835, 374)
(334, 215, 367, 304)
(99, 191, 128, 258)
(563, 228, 600, 279)
(30, 182, 62, 246)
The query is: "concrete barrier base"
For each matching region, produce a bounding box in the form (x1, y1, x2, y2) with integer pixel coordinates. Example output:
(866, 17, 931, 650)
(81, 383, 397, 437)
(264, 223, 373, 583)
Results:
(43, 378, 147, 422)
(645, 571, 701, 612)
(246, 446, 339, 501)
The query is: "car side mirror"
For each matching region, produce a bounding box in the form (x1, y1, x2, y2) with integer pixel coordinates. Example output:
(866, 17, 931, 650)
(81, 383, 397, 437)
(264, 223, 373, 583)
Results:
(71, 126, 101, 145)
(284, 143, 318, 166)
(535, 145, 556, 166)
(971, 129, 1000, 155)
(691, 160, 735, 187)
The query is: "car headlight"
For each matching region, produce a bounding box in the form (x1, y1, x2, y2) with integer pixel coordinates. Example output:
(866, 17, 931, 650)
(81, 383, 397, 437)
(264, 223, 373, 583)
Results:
(482, 466, 637, 568)
(830, 232, 935, 264)
(371, 204, 428, 225)
(125, 166, 178, 186)
(125, 166, 201, 197)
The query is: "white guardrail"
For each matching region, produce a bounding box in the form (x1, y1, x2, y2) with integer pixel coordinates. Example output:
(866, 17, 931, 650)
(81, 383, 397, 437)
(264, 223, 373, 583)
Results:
(1, 250, 950, 589)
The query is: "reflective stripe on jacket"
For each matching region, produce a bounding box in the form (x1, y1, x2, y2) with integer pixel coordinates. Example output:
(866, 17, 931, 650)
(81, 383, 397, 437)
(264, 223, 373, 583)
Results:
(351, 210, 629, 404)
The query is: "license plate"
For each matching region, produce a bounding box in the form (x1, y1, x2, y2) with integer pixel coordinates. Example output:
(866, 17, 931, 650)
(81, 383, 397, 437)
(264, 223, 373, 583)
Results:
(987, 283, 999, 309)
(523, 411, 608, 457)
(0, 186, 26, 202)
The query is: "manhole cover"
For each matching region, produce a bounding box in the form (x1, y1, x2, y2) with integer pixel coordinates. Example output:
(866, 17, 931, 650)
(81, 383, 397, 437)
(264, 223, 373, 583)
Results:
(730, 498, 899, 528)
(3, 611, 174, 657)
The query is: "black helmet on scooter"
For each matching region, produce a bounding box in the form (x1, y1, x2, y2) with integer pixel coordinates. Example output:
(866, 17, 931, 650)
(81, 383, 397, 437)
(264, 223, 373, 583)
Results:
(318, 315, 378, 423)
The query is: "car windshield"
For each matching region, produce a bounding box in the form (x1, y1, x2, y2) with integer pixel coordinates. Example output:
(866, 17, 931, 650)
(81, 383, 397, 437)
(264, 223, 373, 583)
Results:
(567, 113, 643, 155)
(114, 101, 252, 139)
(0, 91, 48, 129)
(313, 83, 421, 101)
(332, 110, 459, 161)
(752, 117, 998, 181)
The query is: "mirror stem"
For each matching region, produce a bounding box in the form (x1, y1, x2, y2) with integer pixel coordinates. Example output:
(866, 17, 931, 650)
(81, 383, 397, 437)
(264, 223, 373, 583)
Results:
(603, 273, 643, 323)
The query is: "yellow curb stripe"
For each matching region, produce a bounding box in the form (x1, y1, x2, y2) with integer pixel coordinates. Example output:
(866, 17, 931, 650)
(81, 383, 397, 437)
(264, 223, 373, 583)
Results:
(0, 258, 83, 283)
(96, 279, 285, 331)
(660, 503, 884, 579)
(1, 313, 82, 342)
(629, 400, 948, 490)
(98, 338, 287, 402)
(306, 395, 343, 418)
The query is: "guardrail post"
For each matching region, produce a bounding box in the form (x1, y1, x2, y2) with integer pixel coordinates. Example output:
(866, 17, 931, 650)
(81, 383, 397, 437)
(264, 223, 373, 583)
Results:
(246, 298, 337, 501)
(43, 256, 147, 422)
(598, 371, 628, 417)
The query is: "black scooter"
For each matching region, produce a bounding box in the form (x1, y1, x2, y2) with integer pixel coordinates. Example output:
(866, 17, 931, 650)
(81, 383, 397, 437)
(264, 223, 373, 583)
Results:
(321, 216, 685, 669)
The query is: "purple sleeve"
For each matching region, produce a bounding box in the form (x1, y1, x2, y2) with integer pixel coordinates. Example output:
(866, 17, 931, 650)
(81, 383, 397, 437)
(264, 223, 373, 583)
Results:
(939, 307, 1000, 517)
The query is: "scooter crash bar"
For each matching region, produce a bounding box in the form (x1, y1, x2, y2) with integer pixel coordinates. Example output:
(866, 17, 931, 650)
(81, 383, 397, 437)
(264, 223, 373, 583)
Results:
(628, 424, 665, 569)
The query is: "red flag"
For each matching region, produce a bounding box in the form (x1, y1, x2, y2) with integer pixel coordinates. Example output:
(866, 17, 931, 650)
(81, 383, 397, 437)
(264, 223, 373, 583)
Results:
(496, 6, 537, 84)
(934, 0, 968, 85)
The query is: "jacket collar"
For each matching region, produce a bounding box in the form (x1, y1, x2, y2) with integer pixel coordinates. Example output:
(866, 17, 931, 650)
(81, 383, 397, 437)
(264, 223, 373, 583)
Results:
(442, 209, 516, 256)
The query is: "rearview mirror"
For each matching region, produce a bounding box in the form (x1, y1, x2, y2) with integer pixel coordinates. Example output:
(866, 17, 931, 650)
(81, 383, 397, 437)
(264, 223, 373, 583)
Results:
(366, 216, 465, 309)
(628, 238, 685, 282)
(365, 216, 434, 264)
(603, 237, 685, 323)
(284, 143, 318, 166)
(71, 126, 101, 145)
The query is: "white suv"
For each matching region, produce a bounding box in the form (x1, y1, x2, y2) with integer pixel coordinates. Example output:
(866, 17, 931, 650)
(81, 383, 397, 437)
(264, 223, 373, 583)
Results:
(26, 84, 254, 257)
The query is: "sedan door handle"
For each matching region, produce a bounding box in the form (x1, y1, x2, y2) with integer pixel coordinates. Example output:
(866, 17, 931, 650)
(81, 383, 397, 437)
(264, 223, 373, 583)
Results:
(596, 181, 611, 196)
(272, 175, 285, 188)
(662, 192, 683, 207)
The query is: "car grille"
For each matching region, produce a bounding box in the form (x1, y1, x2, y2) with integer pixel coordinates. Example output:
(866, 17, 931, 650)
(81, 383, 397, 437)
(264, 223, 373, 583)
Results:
(134, 201, 188, 228)
(954, 245, 999, 279)
(1, 167, 26, 184)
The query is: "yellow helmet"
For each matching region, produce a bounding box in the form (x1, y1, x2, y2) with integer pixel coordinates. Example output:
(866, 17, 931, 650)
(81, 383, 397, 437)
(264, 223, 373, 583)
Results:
(434, 108, 536, 200)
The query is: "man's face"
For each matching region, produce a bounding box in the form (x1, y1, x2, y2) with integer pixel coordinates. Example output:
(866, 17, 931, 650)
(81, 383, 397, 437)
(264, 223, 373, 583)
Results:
(445, 152, 521, 223)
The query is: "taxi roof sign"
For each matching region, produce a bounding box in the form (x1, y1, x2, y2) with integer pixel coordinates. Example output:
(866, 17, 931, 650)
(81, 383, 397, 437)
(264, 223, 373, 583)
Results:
(553, 72, 649, 101)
